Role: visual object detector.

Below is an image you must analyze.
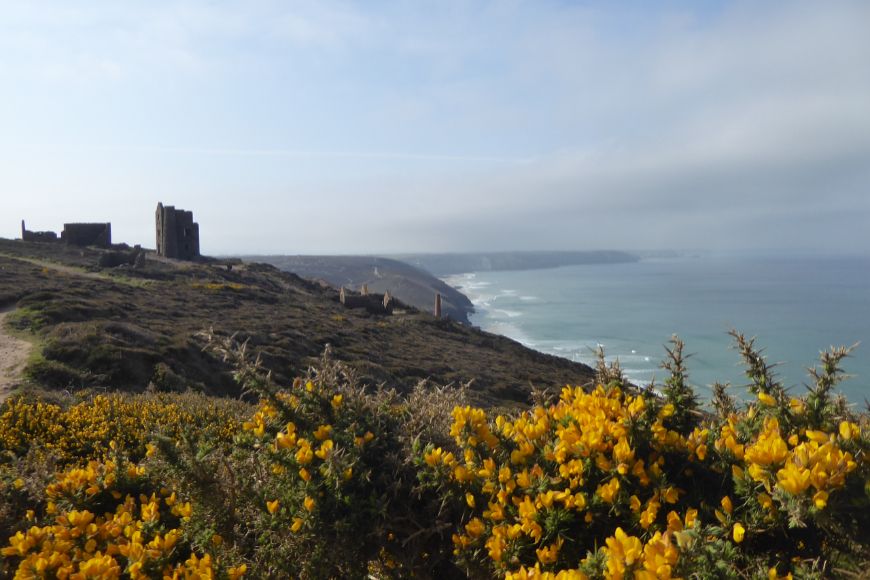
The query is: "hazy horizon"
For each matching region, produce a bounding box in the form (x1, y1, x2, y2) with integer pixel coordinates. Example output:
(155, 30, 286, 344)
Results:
(3, 1, 869, 255)
(234, 247, 870, 259)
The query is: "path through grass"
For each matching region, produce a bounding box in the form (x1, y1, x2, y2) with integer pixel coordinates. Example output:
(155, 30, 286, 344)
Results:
(0, 310, 33, 402)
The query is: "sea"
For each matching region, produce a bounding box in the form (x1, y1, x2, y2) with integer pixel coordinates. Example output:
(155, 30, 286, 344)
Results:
(444, 253, 870, 404)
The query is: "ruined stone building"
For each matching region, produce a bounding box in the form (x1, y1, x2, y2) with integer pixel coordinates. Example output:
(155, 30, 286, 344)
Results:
(20, 220, 58, 243)
(62, 223, 111, 247)
(20, 220, 111, 247)
(21, 220, 112, 248)
(155, 203, 200, 260)
(339, 286, 396, 315)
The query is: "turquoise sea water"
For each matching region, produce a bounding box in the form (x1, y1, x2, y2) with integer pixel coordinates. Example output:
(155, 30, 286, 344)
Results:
(445, 254, 870, 403)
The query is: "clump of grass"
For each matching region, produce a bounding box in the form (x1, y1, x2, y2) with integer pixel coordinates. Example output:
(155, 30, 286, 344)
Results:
(3, 306, 49, 333)
(190, 281, 248, 292)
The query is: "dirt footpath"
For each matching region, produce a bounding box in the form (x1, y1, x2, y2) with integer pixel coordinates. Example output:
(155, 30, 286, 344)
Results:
(0, 309, 32, 403)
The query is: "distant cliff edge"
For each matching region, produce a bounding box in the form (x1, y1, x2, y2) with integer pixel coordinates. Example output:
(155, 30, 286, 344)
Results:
(391, 250, 640, 276)
(244, 255, 475, 323)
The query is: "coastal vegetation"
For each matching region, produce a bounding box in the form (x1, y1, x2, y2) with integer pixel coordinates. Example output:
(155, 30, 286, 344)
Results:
(1, 332, 867, 578)
(1, 240, 868, 577)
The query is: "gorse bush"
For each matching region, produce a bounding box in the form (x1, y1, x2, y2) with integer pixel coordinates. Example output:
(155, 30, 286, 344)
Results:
(426, 380, 866, 577)
(171, 338, 468, 578)
(1, 451, 247, 579)
(1, 333, 868, 578)
(0, 392, 243, 465)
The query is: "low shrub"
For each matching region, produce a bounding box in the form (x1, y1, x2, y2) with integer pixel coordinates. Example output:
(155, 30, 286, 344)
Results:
(1, 333, 867, 578)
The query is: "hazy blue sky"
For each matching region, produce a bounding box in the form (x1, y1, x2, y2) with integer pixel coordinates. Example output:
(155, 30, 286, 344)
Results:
(2, 1, 869, 254)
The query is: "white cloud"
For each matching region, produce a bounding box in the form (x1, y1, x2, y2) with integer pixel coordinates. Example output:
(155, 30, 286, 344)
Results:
(1, 1, 869, 254)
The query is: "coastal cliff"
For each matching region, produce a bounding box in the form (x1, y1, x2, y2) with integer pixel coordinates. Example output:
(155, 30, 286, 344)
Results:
(244, 254, 475, 323)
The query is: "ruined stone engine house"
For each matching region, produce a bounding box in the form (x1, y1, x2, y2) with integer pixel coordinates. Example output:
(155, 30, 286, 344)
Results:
(155, 203, 200, 260)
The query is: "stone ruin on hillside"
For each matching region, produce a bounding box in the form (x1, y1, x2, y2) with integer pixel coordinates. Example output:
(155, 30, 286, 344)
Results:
(339, 286, 395, 314)
(62, 223, 112, 247)
(20, 221, 58, 243)
(338, 283, 446, 318)
(155, 202, 200, 260)
(20, 220, 111, 247)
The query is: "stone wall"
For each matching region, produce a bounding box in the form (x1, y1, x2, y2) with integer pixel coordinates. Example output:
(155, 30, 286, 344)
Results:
(20, 220, 58, 242)
(61, 223, 111, 247)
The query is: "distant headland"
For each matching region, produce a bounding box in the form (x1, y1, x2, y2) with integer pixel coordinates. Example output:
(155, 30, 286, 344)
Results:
(391, 250, 640, 276)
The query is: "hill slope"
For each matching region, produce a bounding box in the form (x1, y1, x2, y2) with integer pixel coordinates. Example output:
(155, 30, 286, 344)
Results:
(0, 239, 594, 406)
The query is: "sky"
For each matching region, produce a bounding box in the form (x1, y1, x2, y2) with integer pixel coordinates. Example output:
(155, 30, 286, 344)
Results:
(1, 0, 869, 255)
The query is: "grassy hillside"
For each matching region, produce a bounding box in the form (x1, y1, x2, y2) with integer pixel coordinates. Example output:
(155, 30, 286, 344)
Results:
(0, 238, 593, 406)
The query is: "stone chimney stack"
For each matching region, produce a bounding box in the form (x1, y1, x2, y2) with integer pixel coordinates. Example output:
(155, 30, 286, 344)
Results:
(434, 293, 442, 318)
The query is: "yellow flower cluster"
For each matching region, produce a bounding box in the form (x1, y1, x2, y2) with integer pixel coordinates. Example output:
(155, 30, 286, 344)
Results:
(432, 385, 698, 578)
(721, 414, 859, 508)
(2, 457, 245, 579)
(428, 383, 867, 578)
(601, 528, 679, 580)
(0, 394, 241, 464)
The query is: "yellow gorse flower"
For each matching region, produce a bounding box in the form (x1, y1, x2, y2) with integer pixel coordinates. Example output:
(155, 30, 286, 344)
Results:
(732, 522, 746, 543)
(777, 460, 811, 494)
(315, 439, 334, 460)
(758, 392, 776, 406)
(745, 418, 789, 467)
(604, 527, 643, 577)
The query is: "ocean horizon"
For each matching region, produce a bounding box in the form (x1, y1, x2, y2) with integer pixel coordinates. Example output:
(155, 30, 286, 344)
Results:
(445, 253, 870, 404)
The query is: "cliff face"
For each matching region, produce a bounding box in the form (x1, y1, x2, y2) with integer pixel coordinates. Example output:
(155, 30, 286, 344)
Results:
(0, 239, 594, 407)
(246, 255, 475, 323)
